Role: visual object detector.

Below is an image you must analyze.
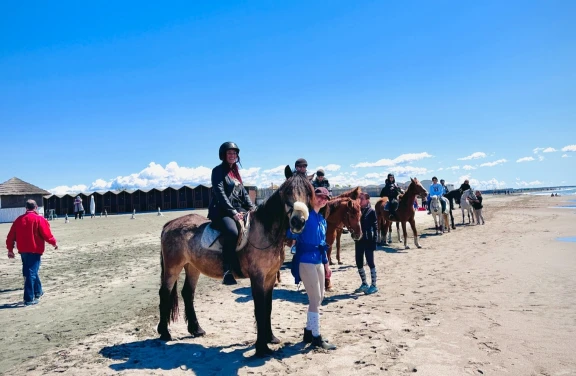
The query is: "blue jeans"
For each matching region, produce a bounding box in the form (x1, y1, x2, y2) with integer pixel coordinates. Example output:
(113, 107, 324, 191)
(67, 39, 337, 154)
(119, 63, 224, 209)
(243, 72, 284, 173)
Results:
(21, 253, 43, 303)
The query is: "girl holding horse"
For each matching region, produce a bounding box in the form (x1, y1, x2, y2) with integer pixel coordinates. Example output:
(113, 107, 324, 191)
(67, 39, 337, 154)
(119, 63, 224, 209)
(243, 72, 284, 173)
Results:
(287, 186, 337, 350)
(354, 192, 378, 295)
(207, 141, 255, 285)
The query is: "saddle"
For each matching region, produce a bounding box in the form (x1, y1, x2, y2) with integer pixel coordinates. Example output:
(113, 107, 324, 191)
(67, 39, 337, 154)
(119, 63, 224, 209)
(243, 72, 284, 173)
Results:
(200, 212, 251, 253)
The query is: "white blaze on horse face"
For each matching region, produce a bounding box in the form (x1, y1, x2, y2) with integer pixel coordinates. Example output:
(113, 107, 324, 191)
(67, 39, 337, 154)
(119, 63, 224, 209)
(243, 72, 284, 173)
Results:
(292, 201, 309, 220)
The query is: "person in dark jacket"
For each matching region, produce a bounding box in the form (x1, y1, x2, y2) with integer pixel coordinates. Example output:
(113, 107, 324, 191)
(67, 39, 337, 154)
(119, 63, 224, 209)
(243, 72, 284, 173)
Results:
(208, 141, 255, 285)
(312, 169, 330, 190)
(354, 193, 379, 295)
(379, 173, 403, 220)
(458, 179, 471, 193)
(470, 190, 485, 225)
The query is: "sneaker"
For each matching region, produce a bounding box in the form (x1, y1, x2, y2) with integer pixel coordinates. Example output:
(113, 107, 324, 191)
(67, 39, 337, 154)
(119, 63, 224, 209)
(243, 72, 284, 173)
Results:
(35, 292, 44, 300)
(354, 283, 369, 293)
(365, 285, 379, 295)
(24, 299, 39, 306)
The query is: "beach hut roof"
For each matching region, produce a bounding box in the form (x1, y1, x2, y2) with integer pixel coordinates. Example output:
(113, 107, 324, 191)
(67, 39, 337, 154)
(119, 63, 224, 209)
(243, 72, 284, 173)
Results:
(0, 177, 51, 196)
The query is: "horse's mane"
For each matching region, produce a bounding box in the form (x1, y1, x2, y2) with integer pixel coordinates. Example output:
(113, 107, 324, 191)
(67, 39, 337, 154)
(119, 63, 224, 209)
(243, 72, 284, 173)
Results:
(398, 179, 420, 208)
(253, 173, 314, 236)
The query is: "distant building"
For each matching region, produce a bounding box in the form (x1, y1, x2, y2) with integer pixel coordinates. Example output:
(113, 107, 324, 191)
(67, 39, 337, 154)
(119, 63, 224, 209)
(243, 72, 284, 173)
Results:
(0, 177, 50, 223)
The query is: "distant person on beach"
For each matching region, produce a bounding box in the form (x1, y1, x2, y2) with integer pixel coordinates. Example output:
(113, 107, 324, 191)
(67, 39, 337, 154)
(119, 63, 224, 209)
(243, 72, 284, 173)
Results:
(208, 142, 255, 285)
(354, 192, 379, 295)
(287, 187, 336, 350)
(73, 196, 84, 219)
(470, 191, 485, 225)
(6, 200, 58, 306)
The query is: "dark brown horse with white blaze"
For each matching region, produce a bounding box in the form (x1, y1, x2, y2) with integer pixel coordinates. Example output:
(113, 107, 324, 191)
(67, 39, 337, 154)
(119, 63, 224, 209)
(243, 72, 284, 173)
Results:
(157, 171, 314, 357)
(375, 178, 428, 249)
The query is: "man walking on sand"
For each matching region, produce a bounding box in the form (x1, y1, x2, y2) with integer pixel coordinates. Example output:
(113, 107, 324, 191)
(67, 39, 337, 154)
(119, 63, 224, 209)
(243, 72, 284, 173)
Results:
(6, 200, 58, 306)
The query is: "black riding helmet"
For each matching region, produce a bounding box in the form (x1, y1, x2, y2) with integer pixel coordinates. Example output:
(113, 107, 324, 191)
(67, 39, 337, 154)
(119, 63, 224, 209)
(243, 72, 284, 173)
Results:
(219, 142, 240, 161)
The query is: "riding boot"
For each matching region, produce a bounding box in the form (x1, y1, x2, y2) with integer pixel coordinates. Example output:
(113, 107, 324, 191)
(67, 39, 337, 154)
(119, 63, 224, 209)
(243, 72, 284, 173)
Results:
(388, 209, 396, 220)
(222, 263, 237, 285)
(311, 334, 336, 350)
(303, 328, 313, 343)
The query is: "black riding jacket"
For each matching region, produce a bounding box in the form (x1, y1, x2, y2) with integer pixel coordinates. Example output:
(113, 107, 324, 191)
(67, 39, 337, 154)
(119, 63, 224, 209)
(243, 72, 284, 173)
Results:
(312, 178, 330, 189)
(380, 181, 401, 200)
(208, 163, 255, 221)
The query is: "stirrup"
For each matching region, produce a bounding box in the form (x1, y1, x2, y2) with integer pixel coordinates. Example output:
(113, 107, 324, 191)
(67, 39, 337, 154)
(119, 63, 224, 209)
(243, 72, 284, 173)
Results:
(222, 270, 237, 285)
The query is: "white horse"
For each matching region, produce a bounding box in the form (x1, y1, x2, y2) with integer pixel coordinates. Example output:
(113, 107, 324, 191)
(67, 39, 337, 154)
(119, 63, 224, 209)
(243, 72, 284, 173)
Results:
(460, 189, 476, 224)
(430, 195, 451, 234)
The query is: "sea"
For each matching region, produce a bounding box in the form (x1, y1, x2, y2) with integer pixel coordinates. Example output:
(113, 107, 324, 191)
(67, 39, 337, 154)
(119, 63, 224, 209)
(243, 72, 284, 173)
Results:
(524, 187, 576, 196)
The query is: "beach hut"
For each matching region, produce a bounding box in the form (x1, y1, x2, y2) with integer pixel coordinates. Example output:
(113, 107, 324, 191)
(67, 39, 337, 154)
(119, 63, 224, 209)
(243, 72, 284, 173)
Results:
(194, 185, 211, 208)
(177, 185, 194, 209)
(0, 177, 51, 223)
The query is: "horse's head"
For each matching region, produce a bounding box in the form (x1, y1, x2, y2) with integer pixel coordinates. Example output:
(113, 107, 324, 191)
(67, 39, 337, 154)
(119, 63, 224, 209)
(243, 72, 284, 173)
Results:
(430, 195, 441, 213)
(409, 177, 428, 197)
(279, 167, 314, 233)
(344, 199, 362, 241)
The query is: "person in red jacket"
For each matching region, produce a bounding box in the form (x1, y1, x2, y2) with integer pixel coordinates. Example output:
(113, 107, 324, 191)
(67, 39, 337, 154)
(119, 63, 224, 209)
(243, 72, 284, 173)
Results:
(6, 200, 58, 306)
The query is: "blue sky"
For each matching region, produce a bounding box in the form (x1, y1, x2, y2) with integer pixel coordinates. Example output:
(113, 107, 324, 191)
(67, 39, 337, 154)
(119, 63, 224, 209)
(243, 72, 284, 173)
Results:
(1, 0, 575, 193)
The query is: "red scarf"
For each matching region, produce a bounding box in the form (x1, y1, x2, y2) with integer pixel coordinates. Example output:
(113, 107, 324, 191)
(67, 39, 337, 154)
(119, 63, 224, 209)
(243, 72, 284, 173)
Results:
(228, 163, 243, 185)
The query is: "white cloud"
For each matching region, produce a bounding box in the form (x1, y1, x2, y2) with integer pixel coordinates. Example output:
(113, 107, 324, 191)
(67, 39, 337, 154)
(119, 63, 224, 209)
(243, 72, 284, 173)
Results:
(533, 147, 545, 154)
(437, 167, 444, 171)
(538, 155, 545, 161)
(480, 159, 507, 167)
(561, 145, 576, 152)
(516, 157, 535, 163)
(543, 147, 557, 153)
(562, 154, 571, 158)
(363, 166, 429, 182)
(445, 165, 460, 171)
(457, 152, 486, 161)
(515, 180, 542, 187)
(450, 175, 507, 190)
(351, 152, 432, 168)
(462, 165, 476, 171)
(49, 184, 89, 195)
(316, 164, 341, 172)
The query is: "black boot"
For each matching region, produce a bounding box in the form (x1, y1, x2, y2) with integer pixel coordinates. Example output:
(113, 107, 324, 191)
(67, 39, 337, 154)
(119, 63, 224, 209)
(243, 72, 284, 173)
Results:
(222, 264, 237, 285)
(389, 210, 396, 220)
(303, 328, 313, 343)
(311, 334, 336, 350)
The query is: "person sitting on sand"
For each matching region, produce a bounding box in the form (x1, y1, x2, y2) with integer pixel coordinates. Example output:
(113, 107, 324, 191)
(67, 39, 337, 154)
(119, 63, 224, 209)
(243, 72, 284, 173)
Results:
(287, 187, 336, 350)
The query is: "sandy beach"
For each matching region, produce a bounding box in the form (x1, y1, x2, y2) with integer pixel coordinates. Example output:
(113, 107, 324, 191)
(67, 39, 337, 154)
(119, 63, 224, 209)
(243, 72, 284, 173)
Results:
(1, 194, 575, 376)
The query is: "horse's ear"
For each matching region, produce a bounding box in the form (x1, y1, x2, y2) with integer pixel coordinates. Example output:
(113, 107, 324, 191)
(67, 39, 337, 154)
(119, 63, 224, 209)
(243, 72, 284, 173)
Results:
(410, 177, 415, 183)
(284, 165, 293, 179)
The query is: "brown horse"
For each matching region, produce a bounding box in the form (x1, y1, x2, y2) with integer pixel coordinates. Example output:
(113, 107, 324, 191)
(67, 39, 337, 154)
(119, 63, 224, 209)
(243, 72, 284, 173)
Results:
(375, 200, 401, 245)
(375, 178, 428, 249)
(326, 187, 362, 265)
(157, 171, 314, 357)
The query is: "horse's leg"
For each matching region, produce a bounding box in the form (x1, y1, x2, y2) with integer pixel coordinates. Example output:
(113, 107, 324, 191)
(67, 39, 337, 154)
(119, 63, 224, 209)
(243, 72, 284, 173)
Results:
(251, 274, 273, 356)
(182, 264, 205, 337)
(396, 221, 401, 243)
(158, 256, 181, 341)
(461, 208, 465, 224)
(265, 275, 281, 345)
(382, 220, 389, 244)
(275, 270, 281, 287)
(409, 218, 421, 248)
(450, 209, 455, 229)
(401, 221, 409, 249)
(336, 230, 343, 265)
(433, 214, 439, 234)
(327, 244, 334, 266)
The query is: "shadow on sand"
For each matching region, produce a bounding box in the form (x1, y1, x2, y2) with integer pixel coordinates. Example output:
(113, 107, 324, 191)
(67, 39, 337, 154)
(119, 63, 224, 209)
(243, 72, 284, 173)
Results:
(99, 339, 309, 375)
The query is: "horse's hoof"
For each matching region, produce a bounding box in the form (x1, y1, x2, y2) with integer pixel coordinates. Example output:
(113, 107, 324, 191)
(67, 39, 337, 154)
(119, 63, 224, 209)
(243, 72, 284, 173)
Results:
(254, 345, 274, 357)
(417, 245, 422, 249)
(188, 326, 206, 337)
(329, 260, 335, 266)
(158, 332, 172, 341)
(268, 335, 281, 344)
(405, 245, 410, 249)
(337, 261, 343, 265)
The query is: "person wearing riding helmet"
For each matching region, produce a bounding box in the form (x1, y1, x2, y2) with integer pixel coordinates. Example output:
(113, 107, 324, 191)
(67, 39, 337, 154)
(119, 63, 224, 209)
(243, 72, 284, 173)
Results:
(208, 142, 255, 285)
(379, 173, 402, 220)
(458, 179, 471, 193)
(427, 177, 446, 214)
(312, 169, 330, 190)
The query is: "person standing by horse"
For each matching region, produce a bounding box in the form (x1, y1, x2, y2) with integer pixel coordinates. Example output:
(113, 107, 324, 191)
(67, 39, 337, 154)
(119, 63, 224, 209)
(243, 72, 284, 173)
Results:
(287, 186, 336, 350)
(73, 196, 84, 219)
(470, 190, 485, 225)
(6, 200, 58, 306)
(379, 173, 402, 220)
(354, 192, 378, 295)
(427, 177, 446, 215)
(208, 141, 255, 285)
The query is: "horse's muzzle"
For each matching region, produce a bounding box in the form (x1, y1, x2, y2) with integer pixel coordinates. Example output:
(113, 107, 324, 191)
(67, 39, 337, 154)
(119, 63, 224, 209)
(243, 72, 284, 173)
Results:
(290, 214, 306, 233)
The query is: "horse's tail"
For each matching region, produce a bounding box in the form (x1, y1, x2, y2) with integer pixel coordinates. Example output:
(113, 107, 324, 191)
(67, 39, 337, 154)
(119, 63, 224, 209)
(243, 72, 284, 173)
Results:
(160, 245, 179, 323)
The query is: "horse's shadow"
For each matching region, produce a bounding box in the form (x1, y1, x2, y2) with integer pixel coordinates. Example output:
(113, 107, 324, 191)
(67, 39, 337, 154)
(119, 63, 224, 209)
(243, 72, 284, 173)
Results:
(99, 338, 307, 375)
(376, 244, 408, 254)
(233, 286, 309, 305)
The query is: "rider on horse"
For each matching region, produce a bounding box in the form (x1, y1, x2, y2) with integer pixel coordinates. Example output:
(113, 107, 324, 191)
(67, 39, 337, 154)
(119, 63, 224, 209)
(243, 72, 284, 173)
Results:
(207, 142, 255, 285)
(427, 176, 446, 214)
(312, 169, 330, 190)
(379, 173, 403, 220)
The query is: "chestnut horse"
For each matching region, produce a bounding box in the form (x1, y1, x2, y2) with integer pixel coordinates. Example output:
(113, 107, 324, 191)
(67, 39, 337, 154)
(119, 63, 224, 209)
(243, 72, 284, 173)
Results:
(326, 187, 362, 265)
(157, 171, 314, 357)
(375, 178, 428, 249)
(375, 200, 401, 245)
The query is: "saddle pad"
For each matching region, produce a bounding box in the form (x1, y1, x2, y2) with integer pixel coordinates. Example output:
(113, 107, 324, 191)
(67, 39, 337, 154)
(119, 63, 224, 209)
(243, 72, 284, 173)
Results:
(200, 213, 251, 252)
